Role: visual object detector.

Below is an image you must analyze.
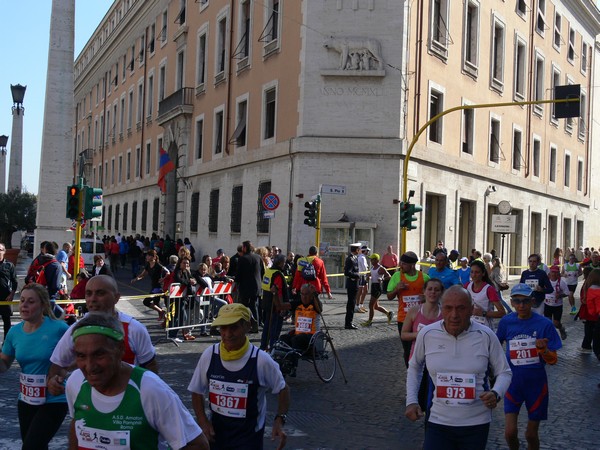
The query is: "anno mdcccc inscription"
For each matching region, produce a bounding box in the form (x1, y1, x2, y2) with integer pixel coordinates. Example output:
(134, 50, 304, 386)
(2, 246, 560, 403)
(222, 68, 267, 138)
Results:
(321, 86, 383, 96)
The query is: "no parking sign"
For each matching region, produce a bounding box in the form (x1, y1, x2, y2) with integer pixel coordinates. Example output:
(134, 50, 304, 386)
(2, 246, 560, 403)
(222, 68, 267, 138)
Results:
(262, 192, 280, 211)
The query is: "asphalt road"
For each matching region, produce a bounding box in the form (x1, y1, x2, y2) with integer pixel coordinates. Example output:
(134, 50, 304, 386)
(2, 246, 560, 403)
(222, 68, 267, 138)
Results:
(1, 258, 600, 449)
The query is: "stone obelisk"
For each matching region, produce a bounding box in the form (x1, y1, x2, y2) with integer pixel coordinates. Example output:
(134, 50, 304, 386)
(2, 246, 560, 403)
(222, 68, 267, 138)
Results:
(35, 0, 75, 249)
(0, 135, 7, 194)
(8, 84, 25, 192)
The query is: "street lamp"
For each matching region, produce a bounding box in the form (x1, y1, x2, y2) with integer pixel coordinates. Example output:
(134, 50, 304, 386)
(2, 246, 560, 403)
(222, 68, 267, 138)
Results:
(0, 135, 8, 155)
(10, 84, 26, 115)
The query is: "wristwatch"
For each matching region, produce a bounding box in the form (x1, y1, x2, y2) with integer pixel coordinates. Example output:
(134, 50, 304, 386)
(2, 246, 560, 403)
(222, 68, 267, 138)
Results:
(274, 413, 287, 425)
(491, 390, 501, 402)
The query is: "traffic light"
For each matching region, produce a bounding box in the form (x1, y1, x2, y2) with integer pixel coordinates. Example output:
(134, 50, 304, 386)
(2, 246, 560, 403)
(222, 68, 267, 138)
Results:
(400, 202, 422, 231)
(83, 186, 103, 219)
(304, 195, 321, 228)
(66, 185, 81, 220)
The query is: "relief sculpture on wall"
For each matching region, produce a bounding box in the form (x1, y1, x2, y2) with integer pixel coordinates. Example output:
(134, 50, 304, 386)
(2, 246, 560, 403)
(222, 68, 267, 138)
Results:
(322, 36, 385, 76)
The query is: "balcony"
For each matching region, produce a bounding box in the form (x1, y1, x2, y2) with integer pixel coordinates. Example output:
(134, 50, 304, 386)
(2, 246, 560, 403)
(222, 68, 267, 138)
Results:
(157, 87, 194, 125)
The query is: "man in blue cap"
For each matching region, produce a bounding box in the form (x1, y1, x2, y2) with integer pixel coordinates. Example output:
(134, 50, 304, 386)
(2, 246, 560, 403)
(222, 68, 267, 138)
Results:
(496, 283, 562, 450)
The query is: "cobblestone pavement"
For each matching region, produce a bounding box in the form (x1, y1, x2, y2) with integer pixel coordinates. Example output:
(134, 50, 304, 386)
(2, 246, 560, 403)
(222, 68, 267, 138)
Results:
(1, 258, 599, 449)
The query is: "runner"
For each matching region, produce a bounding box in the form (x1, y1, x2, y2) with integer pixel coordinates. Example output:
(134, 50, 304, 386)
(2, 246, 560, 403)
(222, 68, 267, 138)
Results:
(561, 253, 581, 315)
(361, 253, 392, 327)
(544, 266, 569, 340)
(519, 254, 553, 315)
(466, 260, 506, 329)
(496, 283, 562, 450)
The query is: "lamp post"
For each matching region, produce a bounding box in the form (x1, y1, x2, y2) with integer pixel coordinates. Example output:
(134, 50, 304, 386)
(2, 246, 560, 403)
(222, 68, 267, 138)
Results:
(0, 134, 8, 194)
(8, 84, 26, 192)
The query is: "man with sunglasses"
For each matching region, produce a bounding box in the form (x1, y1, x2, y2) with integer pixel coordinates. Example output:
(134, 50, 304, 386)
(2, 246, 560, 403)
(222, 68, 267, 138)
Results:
(496, 283, 562, 450)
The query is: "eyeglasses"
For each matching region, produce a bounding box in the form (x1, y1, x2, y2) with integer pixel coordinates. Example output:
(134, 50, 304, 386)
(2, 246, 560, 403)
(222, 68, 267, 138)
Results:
(511, 298, 533, 305)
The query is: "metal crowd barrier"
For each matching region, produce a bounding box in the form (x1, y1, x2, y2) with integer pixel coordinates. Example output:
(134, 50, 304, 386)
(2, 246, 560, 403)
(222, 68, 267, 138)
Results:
(163, 281, 233, 338)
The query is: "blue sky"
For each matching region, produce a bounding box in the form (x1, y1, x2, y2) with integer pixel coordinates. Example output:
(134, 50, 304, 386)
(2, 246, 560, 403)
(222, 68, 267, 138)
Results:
(0, 1, 112, 194)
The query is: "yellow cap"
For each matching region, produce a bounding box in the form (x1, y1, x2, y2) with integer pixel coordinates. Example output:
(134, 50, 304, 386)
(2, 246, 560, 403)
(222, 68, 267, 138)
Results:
(211, 303, 252, 327)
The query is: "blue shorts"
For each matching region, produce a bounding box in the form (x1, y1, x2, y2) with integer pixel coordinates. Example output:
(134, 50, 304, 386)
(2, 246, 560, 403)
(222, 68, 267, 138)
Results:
(504, 367, 548, 421)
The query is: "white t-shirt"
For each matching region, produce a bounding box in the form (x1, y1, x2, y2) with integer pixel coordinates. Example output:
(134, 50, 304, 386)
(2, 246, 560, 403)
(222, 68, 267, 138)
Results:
(188, 343, 286, 430)
(66, 368, 202, 450)
(50, 311, 156, 367)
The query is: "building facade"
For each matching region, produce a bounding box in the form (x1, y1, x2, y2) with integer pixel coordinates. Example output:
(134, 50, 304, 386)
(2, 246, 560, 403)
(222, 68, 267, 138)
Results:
(73, 0, 600, 280)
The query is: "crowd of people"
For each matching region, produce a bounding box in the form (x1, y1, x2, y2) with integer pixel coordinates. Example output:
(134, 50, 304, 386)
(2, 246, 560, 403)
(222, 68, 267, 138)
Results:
(2, 232, 600, 449)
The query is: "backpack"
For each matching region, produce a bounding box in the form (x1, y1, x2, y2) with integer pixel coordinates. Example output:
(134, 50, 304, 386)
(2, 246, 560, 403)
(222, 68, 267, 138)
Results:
(35, 259, 57, 287)
(299, 258, 317, 281)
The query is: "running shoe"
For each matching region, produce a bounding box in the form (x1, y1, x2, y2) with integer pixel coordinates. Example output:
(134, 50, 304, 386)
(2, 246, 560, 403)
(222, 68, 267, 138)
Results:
(560, 328, 567, 340)
(578, 347, 592, 354)
(170, 337, 183, 344)
(387, 311, 394, 324)
(361, 320, 372, 327)
(359, 306, 368, 313)
(570, 306, 577, 315)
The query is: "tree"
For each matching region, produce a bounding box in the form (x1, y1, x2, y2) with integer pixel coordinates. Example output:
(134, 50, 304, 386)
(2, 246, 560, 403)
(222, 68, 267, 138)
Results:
(0, 189, 37, 248)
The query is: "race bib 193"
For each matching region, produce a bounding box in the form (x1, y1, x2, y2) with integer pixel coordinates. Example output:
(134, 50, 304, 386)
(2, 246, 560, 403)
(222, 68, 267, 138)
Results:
(19, 373, 46, 406)
(436, 372, 476, 405)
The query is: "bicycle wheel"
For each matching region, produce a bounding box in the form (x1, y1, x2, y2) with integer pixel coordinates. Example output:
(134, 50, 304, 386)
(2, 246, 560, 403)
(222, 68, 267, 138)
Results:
(312, 331, 337, 382)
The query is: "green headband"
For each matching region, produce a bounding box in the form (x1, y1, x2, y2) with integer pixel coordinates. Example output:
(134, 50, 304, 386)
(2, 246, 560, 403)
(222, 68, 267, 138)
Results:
(72, 325, 124, 342)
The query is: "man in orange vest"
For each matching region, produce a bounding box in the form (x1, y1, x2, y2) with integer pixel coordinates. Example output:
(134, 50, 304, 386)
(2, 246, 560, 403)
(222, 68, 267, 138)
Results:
(387, 251, 430, 367)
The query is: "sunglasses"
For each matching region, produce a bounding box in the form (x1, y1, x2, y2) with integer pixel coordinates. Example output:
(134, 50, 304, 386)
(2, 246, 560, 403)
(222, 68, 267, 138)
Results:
(511, 298, 533, 305)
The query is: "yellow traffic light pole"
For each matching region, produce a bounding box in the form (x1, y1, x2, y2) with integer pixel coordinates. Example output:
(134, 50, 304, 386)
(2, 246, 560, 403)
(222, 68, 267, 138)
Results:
(400, 96, 580, 253)
(73, 180, 83, 286)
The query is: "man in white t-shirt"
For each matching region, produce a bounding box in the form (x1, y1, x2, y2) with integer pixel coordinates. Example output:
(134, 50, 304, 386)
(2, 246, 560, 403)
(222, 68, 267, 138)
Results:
(66, 313, 208, 450)
(47, 275, 157, 396)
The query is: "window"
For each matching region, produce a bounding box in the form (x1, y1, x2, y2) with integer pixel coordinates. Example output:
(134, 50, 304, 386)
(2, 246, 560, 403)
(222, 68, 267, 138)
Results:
(257, 181, 271, 234)
(118, 155, 123, 183)
(517, 0, 527, 16)
(514, 37, 526, 99)
(111, 159, 115, 185)
(119, 98, 125, 136)
(135, 147, 141, 178)
(532, 137, 541, 178)
(152, 198, 159, 231)
(141, 199, 148, 231)
(463, 1, 479, 73)
(491, 18, 505, 88)
(115, 204, 120, 230)
(428, 88, 443, 144)
(577, 158, 583, 191)
(579, 91, 587, 139)
(196, 32, 207, 86)
(137, 82, 143, 125)
(139, 34, 145, 64)
(489, 117, 500, 164)
(176, 51, 184, 91)
(126, 152, 131, 181)
(512, 128, 522, 171)
(549, 145, 557, 182)
(430, 0, 450, 58)
(147, 74, 154, 117)
(161, 11, 168, 44)
(231, 185, 243, 233)
(157, 137, 163, 172)
(564, 152, 571, 187)
(214, 109, 224, 154)
(533, 53, 544, 116)
(550, 66, 560, 123)
(108, 205, 113, 231)
(536, 0, 546, 35)
(132, 201, 137, 231)
(190, 192, 200, 232)
(264, 88, 276, 140)
(237, 1, 251, 60)
(130, 44, 135, 71)
(112, 104, 117, 141)
(233, 100, 247, 147)
(565, 79, 574, 133)
(567, 28, 575, 62)
(104, 161, 108, 186)
(128, 90, 134, 130)
(145, 142, 151, 175)
(195, 117, 204, 159)
(176, 0, 186, 25)
(149, 24, 156, 54)
(122, 203, 128, 231)
(106, 110, 111, 140)
(159, 65, 166, 101)
(209, 189, 220, 233)
(216, 17, 227, 75)
(553, 13, 562, 49)
(462, 107, 474, 154)
(581, 42, 588, 74)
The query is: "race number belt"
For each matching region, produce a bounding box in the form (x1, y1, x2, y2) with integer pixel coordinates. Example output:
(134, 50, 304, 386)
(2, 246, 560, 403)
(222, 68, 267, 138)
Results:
(402, 295, 421, 312)
(19, 373, 46, 406)
(509, 338, 538, 366)
(75, 420, 130, 449)
(209, 379, 249, 418)
(436, 372, 476, 405)
(524, 279, 539, 290)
